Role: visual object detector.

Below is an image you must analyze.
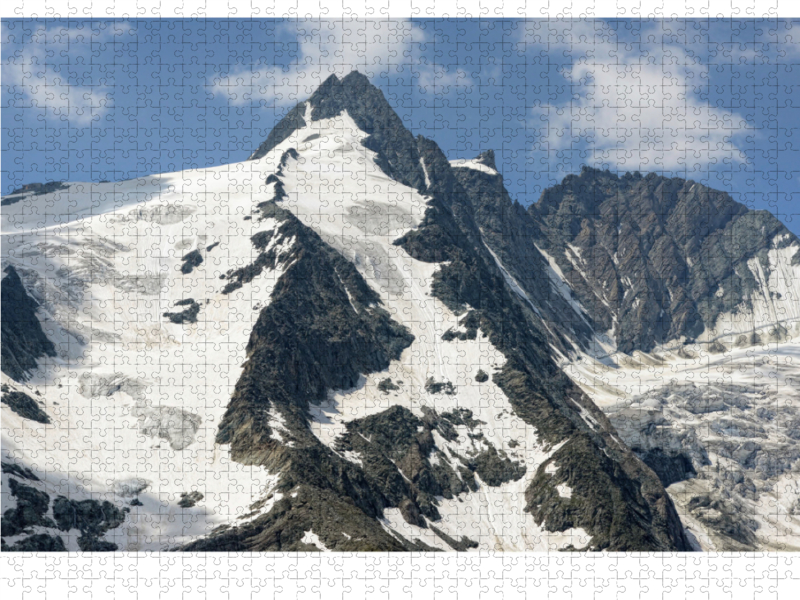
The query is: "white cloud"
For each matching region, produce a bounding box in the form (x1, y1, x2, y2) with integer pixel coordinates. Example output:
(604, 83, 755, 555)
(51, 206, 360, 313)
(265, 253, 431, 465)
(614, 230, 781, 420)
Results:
(522, 20, 751, 174)
(2, 23, 127, 126)
(211, 20, 471, 106)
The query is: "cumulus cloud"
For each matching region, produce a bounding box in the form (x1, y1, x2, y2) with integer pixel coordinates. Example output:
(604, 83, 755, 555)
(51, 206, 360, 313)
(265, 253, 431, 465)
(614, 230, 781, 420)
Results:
(211, 19, 470, 106)
(522, 20, 751, 174)
(2, 23, 127, 126)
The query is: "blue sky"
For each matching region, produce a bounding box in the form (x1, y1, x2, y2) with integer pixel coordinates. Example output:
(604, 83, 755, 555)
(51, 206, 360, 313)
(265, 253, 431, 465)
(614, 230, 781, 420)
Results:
(3, 19, 800, 233)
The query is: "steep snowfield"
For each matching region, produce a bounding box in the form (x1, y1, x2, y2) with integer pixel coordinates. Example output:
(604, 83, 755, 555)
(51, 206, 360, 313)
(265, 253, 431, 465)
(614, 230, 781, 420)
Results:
(252, 104, 589, 550)
(1, 158, 291, 549)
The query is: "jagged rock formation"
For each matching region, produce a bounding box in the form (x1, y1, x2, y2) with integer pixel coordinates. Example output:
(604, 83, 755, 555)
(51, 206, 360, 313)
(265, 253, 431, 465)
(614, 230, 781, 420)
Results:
(528, 167, 800, 353)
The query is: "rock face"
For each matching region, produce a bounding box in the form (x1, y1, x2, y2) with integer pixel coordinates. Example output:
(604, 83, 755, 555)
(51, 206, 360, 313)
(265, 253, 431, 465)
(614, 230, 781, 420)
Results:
(1, 389, 50, 424)
(15, 71, 800, 552)
(1, 266, 57, 382)
(527, 167, 800, 353)
(250, 72, 426, 192)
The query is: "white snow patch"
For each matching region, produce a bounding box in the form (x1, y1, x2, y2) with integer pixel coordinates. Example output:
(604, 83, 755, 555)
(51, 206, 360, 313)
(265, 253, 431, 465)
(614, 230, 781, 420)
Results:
(449, 158, 498, 176)
(301, 530, 329, 551)
(268, 410, 295, 447)
(420, 158, 432, 189)
(556, 483, 573, 499)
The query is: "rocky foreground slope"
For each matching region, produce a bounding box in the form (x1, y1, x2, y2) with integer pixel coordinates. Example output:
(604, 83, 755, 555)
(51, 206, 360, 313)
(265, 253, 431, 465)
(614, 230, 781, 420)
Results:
(3, 72, 800, 551)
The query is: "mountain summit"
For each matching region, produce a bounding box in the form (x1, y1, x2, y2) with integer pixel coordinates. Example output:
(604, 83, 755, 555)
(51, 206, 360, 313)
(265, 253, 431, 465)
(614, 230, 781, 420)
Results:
(4, 72, 800, 552)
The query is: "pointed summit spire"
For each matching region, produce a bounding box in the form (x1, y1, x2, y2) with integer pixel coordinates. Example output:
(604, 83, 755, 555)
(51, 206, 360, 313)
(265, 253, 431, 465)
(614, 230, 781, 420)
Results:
(250, 70, 426, 191)
(250, 70, 387, 161)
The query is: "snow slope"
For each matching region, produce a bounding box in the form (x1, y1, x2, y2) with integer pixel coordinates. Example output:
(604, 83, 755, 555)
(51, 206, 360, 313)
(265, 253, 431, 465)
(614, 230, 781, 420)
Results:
(2, 102, 590, 551)
(2, 157, 290, 549)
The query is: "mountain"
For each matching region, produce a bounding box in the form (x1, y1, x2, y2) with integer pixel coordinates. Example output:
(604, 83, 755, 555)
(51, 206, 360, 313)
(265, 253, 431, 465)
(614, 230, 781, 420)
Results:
(3, 71, 800, 552)
(450, 157, 800, 550)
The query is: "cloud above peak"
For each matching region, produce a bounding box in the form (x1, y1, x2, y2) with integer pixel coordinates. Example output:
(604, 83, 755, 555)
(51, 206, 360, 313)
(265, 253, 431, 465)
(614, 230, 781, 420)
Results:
(521, 20, 751, 174)
(210, 20, 470, 107)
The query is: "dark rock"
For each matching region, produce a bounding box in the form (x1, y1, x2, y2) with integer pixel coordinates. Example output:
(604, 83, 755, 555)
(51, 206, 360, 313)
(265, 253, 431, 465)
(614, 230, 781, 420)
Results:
(2, 478, 56, 537)
(221, 207, 297, 294)
(397, 140, 691, 551)
(450, 155, 596, 354)
(707, 340, 728, 353)
(424, 378, 455, 395)
(475, 369, 489, 383)
(528, 166, 799, 353)
(251, 72, 426, 192)
(2, 182, 69, 205)
(249, 102, 309, 161)
(181, 486, 407, 552)
(178, 491, 204, 508)
(1, 266, 57, 382)
(217, 202, 414, 453)
(1, 391, 50, 424)
(471, 445, 526, 487)
(1, 461, 40, 481)
(398, 498, 425, 528)
(429, 524, 479, 551)
(163, 299, 201, 324)
(9, 181, 69, 196)
(4, 533, 66, 551)
(1, 195, 24, 207)
(180, 250, 204, 274)
(377, 378, 399, 394)
(52, 496, 126, 550)
(276, 148, 300, 176)
(336, 404, 525, 525)
(206, 241, 220, 252)
(686, 494, 759, 549)
(635, 448, 696, 487)
(442, 311, 480, 341)
(439, 408, 484, 430)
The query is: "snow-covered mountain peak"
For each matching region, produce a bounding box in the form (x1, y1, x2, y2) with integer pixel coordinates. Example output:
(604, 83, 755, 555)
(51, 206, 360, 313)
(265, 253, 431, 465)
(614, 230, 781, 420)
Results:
(11, 73, 798, 553)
